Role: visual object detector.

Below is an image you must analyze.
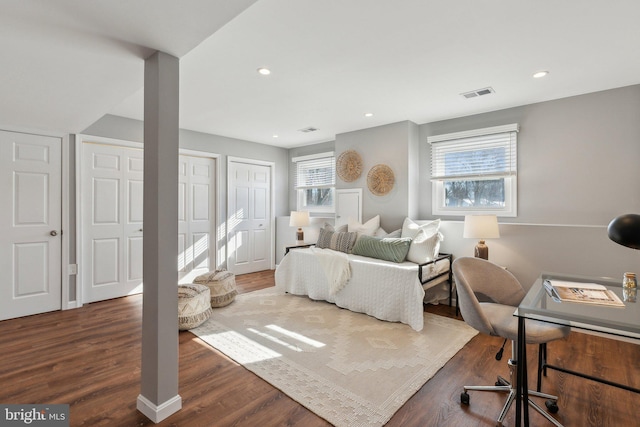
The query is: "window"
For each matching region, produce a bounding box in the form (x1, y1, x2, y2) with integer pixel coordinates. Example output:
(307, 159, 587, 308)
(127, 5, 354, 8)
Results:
(293, 152, 335, 214)
(429, 124, 518, 217)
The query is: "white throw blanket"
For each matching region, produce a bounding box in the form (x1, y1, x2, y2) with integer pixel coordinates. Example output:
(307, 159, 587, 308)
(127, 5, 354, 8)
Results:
(309, 247, 351, 295)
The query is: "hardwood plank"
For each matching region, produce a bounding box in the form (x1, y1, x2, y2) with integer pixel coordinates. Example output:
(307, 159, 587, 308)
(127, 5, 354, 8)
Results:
(0, 270, 637, 426)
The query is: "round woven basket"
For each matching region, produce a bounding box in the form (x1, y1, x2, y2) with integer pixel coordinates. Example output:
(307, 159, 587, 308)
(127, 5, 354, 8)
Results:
(336, 150, 363, 182)
(367, 164, 395, 196)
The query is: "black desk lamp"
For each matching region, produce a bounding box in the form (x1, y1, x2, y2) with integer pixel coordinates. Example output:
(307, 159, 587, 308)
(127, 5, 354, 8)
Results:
(607, 214, 640, 249)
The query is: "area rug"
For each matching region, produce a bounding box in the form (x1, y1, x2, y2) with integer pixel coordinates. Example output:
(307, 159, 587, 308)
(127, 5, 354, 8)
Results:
(191, 288, 477, 426)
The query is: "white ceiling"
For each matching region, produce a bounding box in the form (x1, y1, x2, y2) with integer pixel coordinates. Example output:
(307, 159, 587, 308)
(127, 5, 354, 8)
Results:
(3, 1, 640, 148)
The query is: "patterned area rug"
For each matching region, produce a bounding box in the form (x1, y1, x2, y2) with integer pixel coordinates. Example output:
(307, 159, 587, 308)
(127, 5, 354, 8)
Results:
(191, 288, 477, 426)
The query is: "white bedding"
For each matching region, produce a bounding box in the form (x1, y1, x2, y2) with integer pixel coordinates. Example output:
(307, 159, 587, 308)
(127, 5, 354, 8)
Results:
(275, 248, 450, 331)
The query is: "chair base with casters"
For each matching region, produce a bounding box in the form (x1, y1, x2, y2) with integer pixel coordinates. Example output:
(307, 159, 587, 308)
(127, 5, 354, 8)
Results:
(460, 342, 563, 427)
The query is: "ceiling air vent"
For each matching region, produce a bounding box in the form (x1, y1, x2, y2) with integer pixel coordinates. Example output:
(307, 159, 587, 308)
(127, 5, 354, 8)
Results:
(461, 87, 495, 99)
(298, 126, 318, 133)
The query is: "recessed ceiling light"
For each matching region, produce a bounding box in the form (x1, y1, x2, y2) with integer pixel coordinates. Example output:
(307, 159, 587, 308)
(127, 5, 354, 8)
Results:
(257, 67, 271, 76)
(364, 112, 374, 117)
(272, 134, 279, 138)
(533, 70, 549, 79)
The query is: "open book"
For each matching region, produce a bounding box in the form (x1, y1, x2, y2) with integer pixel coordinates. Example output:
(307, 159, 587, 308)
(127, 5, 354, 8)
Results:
(543, 280, 625, 307)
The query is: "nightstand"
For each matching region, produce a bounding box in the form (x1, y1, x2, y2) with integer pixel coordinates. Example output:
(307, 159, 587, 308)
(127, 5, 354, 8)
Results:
(285, 242, 315, 255)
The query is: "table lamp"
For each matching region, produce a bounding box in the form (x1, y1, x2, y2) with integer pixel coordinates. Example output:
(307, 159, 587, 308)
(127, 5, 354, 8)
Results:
(289, 211, 310, 242)
(463, 214, 500, 260)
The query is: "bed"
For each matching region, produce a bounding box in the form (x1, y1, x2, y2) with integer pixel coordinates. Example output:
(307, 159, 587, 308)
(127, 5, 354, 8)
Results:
(274, 247, 452, 331)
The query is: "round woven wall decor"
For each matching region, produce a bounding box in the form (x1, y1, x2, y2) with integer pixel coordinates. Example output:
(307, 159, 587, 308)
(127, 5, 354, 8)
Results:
(367, 164, 395, 196)
(336, 150, 363, 182)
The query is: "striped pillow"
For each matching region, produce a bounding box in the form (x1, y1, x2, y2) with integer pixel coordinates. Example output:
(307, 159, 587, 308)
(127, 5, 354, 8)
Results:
(351, 235, 412, 263)
(316, 228, 358, 253)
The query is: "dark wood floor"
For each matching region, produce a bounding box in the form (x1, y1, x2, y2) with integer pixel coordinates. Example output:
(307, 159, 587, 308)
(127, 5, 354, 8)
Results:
(1, 270, 638, 426)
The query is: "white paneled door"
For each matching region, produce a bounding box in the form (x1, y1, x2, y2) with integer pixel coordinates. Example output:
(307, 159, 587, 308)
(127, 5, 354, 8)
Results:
(0, 130, 62, 321)
(228, 160, 272, 275)
(178, 155, 216, 283)
(82, 143, 144, 303)
(81, 141, 217, 302)
(335, 188, 362, 229)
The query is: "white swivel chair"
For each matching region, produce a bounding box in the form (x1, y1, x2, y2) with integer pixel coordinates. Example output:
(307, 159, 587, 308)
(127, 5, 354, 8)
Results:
(452, 257, 570, 427)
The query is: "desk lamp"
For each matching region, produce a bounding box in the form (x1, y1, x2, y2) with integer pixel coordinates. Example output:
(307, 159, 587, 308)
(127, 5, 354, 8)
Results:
(608, 214, 640, 250)
(289, 211, 310, 242)
(463, 215, 500, 260)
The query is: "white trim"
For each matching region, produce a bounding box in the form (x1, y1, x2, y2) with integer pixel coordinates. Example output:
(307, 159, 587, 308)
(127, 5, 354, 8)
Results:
(448, 219, 607, 228)
(227, 156, 276, 271)
(136, 394, 182, 423)
(427, 123, 519, 144)
(0, 123, 68, 139)
(291, 151, 334, 163)
(229, 155, 276, 167)
(61, 134, 71, 310)
(74, 135, 83, 306)
(79, 134, 143, 150)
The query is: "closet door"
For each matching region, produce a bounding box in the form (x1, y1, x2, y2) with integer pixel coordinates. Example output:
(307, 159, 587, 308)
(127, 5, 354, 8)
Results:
(81, 143, 144, 302)
(82, 142, 218, 301)
(178, 155, 216, 283)
(227, 159, 272, 274)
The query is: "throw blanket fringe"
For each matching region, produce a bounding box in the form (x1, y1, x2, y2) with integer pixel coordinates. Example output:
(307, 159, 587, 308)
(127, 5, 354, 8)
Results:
(310, 247, 351, 295)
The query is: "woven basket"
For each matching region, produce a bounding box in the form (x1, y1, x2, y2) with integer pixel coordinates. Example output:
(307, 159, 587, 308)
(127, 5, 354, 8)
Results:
(178, 284, 213, 330)
(193, 269, 238, 308)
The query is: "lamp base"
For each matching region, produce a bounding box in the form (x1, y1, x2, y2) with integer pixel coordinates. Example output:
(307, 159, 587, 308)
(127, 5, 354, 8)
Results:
(474, 240, 489, 260)
(296, 228, 304, 242)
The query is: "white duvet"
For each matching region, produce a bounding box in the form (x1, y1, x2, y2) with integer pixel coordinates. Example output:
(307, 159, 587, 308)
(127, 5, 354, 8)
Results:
(275, 248, 427, 331)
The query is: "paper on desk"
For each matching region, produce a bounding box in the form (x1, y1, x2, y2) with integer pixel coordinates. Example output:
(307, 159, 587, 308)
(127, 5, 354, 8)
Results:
(546, 280, 606, 290)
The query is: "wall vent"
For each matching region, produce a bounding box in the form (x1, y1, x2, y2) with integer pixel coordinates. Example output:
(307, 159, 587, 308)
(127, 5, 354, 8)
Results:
(461, 87, 495, 99)
(298, 126, 318, 133)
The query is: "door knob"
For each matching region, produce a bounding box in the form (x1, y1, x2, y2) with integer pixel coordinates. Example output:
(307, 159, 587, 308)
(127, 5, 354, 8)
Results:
(50, 230, 58, 236)
(138, 229, 143, 232)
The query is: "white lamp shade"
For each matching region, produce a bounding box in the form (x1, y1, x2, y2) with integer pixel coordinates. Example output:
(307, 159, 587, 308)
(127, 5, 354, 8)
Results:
(463, 215, 500, 239)
(289, 211, 310, 227)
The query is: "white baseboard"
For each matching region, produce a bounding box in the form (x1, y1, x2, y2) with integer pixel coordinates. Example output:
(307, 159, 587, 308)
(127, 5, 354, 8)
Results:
(137, 394, 182, 423)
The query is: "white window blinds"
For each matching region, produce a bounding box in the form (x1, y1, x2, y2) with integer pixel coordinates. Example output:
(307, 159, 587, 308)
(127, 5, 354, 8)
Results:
(293, 152, 335, 189)
(429, 124, 518, 181)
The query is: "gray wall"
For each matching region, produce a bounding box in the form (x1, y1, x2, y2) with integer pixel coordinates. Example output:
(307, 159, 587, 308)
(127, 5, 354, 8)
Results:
(334, 121, 419, 232)
(294, 85, 640, 289)
(418, 85, 640, 225)
(420, 85, 640, 287)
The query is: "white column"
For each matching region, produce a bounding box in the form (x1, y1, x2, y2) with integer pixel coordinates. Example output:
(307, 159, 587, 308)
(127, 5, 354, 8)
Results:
(137, 51, 182, 423)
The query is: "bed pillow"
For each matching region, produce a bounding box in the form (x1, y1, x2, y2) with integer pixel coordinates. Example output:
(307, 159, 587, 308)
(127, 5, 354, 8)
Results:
(384, 228, 402, 238)
(316, 227, 358, 253)
(401, 217, 441, 239)
(406, 229, 444, 264)
(352, 235, 412, 263)
(348, 215, 380, 237)
(324, 222, 348, 233)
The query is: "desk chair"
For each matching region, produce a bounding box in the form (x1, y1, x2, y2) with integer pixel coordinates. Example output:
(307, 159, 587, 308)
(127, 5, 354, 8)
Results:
(452, 257, 570, 427)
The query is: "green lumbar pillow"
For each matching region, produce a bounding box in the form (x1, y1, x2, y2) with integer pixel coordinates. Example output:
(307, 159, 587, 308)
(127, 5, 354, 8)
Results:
(351, 234, 412, 263)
